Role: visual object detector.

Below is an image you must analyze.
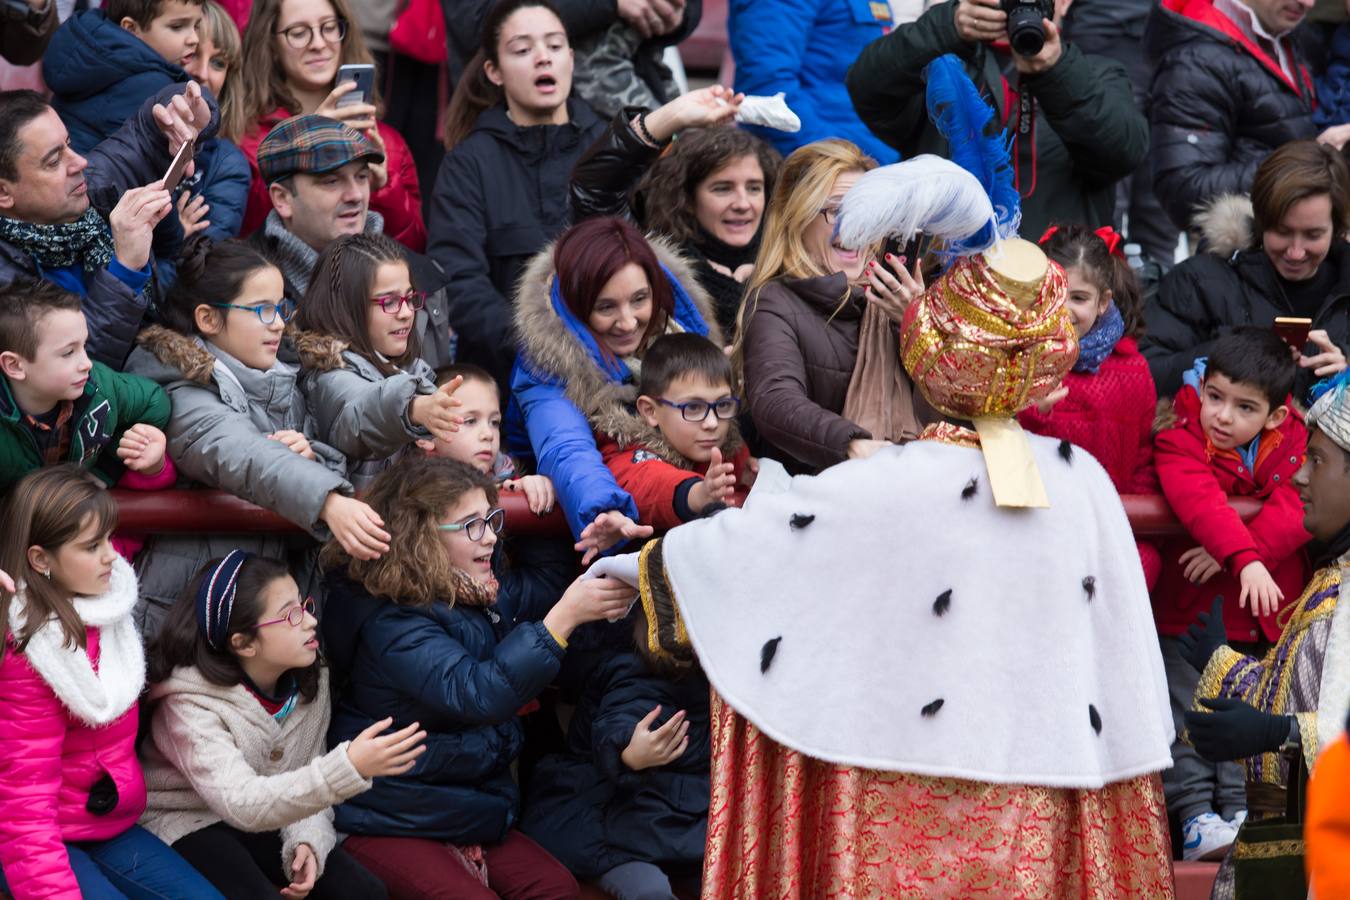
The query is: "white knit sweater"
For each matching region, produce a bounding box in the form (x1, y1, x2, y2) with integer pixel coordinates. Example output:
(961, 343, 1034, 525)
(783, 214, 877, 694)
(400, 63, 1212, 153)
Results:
(138, 665, 371, 877)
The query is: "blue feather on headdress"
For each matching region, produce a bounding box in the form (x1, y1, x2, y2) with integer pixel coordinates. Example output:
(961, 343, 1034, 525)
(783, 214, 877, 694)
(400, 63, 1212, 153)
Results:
(924, 54, 1020, 252)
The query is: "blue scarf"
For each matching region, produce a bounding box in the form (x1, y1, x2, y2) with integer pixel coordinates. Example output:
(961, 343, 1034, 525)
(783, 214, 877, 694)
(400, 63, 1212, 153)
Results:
(1073, 302, 1124, 374)
(548, 263, 710, 384)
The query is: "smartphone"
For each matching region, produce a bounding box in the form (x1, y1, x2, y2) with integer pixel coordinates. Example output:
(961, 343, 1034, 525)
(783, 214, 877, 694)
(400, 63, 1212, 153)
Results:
(1273, 316, 1313, 351)
(162, 139, 194, 193)
(336, 63, 375, 108)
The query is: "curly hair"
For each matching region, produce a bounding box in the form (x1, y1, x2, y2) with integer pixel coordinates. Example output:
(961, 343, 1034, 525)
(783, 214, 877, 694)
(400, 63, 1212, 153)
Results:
(321, 457, 498, 606)
(637, 127, 782, 245)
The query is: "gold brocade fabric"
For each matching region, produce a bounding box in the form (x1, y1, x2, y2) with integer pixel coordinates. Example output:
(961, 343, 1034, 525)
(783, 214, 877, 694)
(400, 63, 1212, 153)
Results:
(702, 691, 1176, 899)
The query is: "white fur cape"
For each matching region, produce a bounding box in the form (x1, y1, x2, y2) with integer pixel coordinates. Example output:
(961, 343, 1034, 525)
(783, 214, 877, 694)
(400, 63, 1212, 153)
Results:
(597, 435, 1175, 788)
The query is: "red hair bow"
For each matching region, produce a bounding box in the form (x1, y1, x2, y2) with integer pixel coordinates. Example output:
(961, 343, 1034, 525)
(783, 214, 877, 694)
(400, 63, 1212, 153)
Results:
(1037, 224, 1126, 259)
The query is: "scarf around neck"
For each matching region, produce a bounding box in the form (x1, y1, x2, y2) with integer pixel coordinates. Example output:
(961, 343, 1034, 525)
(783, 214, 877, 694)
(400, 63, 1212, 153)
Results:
(1073, 302, 1124, 374)
(0, 206, 114, 273)
(692, 224, 760, 271)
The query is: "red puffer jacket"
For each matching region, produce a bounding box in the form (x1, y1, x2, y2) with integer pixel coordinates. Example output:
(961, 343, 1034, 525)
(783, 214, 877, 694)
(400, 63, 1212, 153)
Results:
(1152, 381, 1311, 641)
(237, 108, 427, 252)
(599, 433, 751, 532)
(0, 558, 146, 899)
(1019, 338, 1162, 586)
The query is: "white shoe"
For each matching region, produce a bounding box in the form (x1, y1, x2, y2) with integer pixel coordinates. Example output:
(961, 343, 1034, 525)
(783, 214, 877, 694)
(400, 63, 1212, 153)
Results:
(1228, 810, 1248, 831)
(1181, 812, 1238, 861)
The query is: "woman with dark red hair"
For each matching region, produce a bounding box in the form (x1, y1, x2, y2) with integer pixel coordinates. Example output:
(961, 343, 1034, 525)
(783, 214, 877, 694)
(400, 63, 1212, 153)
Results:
(507, 216, 722, 560)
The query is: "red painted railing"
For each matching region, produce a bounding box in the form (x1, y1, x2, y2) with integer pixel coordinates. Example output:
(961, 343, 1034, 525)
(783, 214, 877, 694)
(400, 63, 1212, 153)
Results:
(109, 490, 1259, 538)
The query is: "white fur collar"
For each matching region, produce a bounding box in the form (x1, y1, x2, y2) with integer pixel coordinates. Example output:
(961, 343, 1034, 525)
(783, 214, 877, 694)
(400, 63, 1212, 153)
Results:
(11, 556, 145, 726)
(1316, 554, 1350, 755)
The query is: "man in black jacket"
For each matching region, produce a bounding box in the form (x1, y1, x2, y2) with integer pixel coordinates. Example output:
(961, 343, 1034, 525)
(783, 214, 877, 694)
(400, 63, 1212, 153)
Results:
(1146, 0, 1346, 233)
(846, 0, 1147, 240)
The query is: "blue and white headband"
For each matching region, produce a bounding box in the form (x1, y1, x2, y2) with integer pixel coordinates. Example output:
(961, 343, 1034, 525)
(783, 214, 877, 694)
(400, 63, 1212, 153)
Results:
(195, 550, 253, 650)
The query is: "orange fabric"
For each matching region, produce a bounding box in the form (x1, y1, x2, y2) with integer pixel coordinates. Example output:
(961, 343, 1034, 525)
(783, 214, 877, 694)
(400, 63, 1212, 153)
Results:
(1307, 735, 1350, 898)
(701, 691, 1175, 899)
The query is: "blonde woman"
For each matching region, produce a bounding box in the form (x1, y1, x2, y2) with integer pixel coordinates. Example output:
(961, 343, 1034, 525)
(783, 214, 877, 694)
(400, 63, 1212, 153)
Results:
(735, 139, 927, 474)
(232, 0, 426, 250)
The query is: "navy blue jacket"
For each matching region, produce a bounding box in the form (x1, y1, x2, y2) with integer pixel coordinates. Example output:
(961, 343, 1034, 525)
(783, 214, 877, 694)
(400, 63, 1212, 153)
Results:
(521, 652, 710, 879)
(43, 10, 191, 156)
(323, 541, 573, 843)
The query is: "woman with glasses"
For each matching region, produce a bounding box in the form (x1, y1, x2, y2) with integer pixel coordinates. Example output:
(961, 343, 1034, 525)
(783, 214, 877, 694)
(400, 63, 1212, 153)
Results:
(294, 233, 463, 490)
(320, 456, 633, 898)
(231, 0, 427, 251)
(125, 237, 391, 639)
(141, 551, 417, 899)
(508, 216, 719, 560)
(732, 139, 930, 475)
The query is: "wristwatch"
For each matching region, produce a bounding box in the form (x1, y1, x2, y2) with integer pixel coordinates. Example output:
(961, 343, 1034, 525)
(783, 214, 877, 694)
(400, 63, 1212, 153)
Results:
(2, 0, 49, 29)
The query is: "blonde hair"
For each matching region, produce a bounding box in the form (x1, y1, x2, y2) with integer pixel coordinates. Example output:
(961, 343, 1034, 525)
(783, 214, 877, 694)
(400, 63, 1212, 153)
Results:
(198, 0, 243, 139)
(731, 139, 877, 378)
(232, 0, 378, 143)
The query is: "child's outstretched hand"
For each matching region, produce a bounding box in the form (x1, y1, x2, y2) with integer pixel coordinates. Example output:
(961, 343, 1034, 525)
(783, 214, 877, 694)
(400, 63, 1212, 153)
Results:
(1239, 561, 1283, 618)
(504, 474, 555, 515)
(621, 705, 690, 771)
(321, 494, 391, 560)
(346, 717, 427, 778)
(543, 575, 636, 640)
(689, 447, 735, 514)
(116, 423, 168, 475)
(575, 511, 654, 565)
(280, 842, 317, 899)
(411, 375, 464, 444)
(1179, 546, 1222, 584)
(268, 429, 316, 460)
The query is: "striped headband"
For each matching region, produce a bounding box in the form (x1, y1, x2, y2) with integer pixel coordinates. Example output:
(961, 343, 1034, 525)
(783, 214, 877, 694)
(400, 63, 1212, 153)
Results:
(195, 550, 253, 650)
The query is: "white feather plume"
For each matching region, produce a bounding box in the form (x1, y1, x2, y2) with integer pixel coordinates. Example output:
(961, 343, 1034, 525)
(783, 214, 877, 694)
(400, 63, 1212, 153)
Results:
(833, 155, 998, 253)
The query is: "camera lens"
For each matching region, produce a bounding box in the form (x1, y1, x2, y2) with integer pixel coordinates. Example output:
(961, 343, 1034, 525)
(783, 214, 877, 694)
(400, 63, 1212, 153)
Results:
(1007, 6, 1046, 56)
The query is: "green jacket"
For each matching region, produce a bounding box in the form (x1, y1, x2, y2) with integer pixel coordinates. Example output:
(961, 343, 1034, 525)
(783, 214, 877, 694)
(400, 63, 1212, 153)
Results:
(845, 0, 1148, 238)
(0, 361, 171, 492)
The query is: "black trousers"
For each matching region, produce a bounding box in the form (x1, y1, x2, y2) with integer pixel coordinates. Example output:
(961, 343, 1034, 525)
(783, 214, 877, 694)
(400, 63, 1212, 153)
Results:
(173, 822, 388, 900)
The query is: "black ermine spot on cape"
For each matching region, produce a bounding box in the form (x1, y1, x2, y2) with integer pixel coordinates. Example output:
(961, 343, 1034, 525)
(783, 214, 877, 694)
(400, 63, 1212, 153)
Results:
(921, 698, 944, 717)
(1082, 576, 1096, 602)
(1058, 440, 1074, 463)
(789, 513, 815, 530)
(961, 477, 979, 500)
(1089, 705, 1102, 735)
(933, 590, 952, 617)
(760, 637, 782, 674)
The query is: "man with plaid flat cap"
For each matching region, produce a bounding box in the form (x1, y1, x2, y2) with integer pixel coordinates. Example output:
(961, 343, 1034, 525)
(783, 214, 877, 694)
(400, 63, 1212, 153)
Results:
(247, 114, 452, 371)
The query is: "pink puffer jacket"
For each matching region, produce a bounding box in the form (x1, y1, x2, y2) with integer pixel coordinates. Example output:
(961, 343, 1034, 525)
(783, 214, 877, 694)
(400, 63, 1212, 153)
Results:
(0, 559, 147, 900)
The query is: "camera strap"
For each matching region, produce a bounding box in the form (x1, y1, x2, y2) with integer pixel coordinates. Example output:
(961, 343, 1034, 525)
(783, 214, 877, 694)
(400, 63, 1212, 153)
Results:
(1012, 85, 1039, 199)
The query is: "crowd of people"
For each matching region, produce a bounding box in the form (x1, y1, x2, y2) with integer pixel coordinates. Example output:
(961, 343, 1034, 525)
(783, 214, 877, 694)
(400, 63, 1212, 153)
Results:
(0, 0, 1348, 897)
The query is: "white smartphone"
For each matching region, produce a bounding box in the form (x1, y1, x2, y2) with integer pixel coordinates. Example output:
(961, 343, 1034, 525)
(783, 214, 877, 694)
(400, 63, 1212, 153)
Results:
(336, 63, 375, 108)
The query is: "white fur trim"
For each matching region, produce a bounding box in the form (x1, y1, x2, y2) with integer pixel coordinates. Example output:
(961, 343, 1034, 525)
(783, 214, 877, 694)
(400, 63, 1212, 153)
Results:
(12, 557, 144, 726)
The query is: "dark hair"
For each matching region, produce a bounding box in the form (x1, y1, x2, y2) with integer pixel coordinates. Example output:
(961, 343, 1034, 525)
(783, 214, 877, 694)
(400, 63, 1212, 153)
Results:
(0, 277, 82, 360)
(296, 234, 417, 375)
(322, 456, 498, 606)
(554, 216, 674, 354)
(443, 0, 567, 150)
(630, 599, 697, 680)
(637, 333, 733, 398)
(162, 236, 279, 336)
(0, 90, 53, 183)
(107, 0, 204, 29)
(439, 362, 497, 392)
(147, 555, 320, 701)
(640, 128, 782, 245)
(1206, 326, 1297, 410)
(0, 466, 118, 657)
(1039, 225, 1145, 339)
(1252, 140, 1350, 238)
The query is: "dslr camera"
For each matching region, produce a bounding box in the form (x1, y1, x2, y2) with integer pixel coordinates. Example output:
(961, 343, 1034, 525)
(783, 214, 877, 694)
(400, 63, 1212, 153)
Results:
(1000, 0, 1055, 57)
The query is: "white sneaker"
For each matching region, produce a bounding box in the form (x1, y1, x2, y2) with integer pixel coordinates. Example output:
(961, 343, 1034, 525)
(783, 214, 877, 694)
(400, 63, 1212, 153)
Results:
(1181, 812, 1238, 861)
(1228, 810, 1248, 831)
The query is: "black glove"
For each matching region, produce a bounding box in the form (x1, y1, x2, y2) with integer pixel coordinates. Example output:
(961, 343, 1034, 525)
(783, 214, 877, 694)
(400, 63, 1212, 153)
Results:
(1184, 697, 1293, 761)
(1178, 596, 1227, 673)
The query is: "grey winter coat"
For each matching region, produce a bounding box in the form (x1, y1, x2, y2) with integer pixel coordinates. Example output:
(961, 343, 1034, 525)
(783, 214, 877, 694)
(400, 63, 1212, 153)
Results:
(295, 330, 437, 491)
(125, 326, 353, 637)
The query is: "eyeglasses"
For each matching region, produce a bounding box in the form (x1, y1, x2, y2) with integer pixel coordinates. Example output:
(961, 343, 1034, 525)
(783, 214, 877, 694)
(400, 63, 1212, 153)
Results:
(818, 204, 841, 225)
(210, 299, 296, 325)
(256, 597, 317, 629)
(657, 396, 740, 422)
(438, 508, 506, 541)
(276, 17, 347, 49)
(370, 291, 427, 314)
